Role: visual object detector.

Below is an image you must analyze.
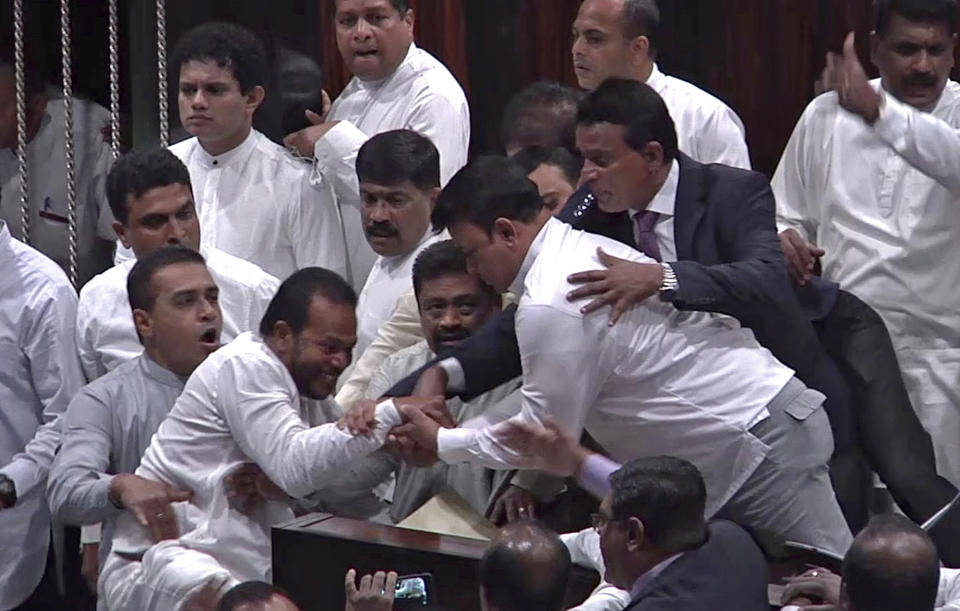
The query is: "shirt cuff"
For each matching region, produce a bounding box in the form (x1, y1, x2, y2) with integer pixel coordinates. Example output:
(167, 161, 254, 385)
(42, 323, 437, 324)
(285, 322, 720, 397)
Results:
(872, 90, 910, 146)
(578, 454, 621, 499)
(373, 399, 403, 430)
(81, 523, 103, 545)
(313, 121, 367, 167)
(436, 426, 478, 464)
(0, 461, 40, 502)
(437, 358, 466, 393)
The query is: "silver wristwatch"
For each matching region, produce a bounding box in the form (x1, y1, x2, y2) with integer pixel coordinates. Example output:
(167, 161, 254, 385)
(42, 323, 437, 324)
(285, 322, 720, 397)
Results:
(659, 262, 679, 302)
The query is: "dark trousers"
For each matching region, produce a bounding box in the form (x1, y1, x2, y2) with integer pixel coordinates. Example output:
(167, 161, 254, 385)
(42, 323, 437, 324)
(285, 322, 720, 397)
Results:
(13, 541, 62, 611)
(816, 290, 960, 565)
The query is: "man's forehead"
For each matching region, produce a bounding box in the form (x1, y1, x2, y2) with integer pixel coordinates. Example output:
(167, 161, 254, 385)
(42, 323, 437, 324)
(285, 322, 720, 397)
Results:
(577, 122, 627, 147)
(179, 59, 239, 84)
(360, 180, 423, 197)
(152, 262, 214, 294)
(336, 0, 398, 15)
(881, 14, 955, 44)
(129, 184, 193, 216)
(420, 273, 484, 297)
(576, 0, 625, 27)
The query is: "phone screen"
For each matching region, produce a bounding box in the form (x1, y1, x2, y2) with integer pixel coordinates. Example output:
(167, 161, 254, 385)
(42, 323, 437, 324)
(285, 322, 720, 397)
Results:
(394, 574, 431, 608)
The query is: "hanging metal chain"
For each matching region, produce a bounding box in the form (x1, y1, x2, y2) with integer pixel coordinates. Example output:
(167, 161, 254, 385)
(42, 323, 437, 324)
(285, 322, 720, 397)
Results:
(61, 0, 78, 288)
(156, 0, 168, 147)
(108, 0, 120, 161)
(14, 0, 29, 243)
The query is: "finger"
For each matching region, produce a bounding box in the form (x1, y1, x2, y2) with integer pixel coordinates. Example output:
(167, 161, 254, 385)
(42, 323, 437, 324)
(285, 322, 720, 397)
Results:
(596, 247, 626, 267)
(608, 298, 630, 326)
(321, 90, 332, 120)
(843, 31, 857, 63)
(305, 109, 324, 126)
(506, 499, 519, 523)
(567, 281, 610, 301)
(567, 270, 608, 285)
(345, 569, 358, 597)
(359, 573, 373, 593)
(170, 488, 193, 502)
(384, 571, 398, 595)
(371, 571, 387, 594)
(132, 505, 150, 528)
(524, 500, 537, 519)
(282, 133, 296, 148)
(490, 499, 505, 525)
(808, 244, 826, 257)
(580, 291, 619, 314)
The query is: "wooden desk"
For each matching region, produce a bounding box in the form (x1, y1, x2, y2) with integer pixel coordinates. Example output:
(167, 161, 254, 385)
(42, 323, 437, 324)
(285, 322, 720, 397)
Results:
(272, 513, 599, 610)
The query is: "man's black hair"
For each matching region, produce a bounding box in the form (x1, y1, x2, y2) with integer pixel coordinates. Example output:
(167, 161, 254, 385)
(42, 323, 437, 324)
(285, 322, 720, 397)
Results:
(356, 129, 441, 192)
(608, 456, 708, 556)
(411, 240, 498, 304)
(431, 156, 543, 234)
(127, 247, 207, 314)
(171, 22, 268, 94)
(259, 267, 357, 336)
(874, 0, 958, 36)
(217, 581, 300, 611)
(107, 147, 193, 226)
(500, 81, 583, 154)
(479, 520, 571, 611)
(510, 146, 583, 187)
(843, 514, 940, 611)
(577, 78, 678, 162)
(622, 0, 662, 56)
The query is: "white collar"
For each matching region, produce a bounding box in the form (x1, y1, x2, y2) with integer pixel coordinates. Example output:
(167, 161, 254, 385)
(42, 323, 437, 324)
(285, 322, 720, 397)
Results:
(629, 159, 679, 220)
(645, 63, 666, 93)
(356, 42, 417, 91)
(194, 129, 258, 169)
(508, 217, 553, 296)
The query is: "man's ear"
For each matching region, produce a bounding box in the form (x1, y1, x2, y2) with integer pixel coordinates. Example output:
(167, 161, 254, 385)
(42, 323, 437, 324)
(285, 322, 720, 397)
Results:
(113, 221, 132, 249)
(869, 30, 880, 70)
(427, 187, 441, 213)
(402, 9, 415, 31)
(640, 141, 666, 169)
(492, 217, 518, 245)
(625, 517, 646, 553)
(132, 309, 152, 341)
(246, 85, 266, 114)
(630, 35, 651, 65)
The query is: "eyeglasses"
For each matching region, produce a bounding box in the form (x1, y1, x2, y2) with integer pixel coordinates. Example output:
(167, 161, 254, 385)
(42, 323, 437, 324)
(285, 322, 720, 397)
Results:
(590, 512, 625, 533)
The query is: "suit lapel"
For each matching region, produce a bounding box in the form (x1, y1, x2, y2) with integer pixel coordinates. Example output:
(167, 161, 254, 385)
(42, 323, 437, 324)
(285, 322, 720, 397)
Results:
(673, 153, 708, 261)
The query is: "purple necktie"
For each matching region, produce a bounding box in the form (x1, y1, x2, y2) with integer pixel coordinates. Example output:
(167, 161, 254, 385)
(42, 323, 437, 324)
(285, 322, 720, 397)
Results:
(633, 210, 662, 262)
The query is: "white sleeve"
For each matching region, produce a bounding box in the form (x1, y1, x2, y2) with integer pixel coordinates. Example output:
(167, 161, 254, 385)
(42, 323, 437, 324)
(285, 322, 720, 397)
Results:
(872, 91, 960, 193)
(437, 305, 612, 469)
(0, 285, 84, 500)
(313, 120, 369, 211)
(561, 529, 631, 611)
(938, 568, 960, 610)
(76, 291, 106, 382)
(217, 357, 403, 499)
(289, 170, 352, 282)
(772, 102, 824, 241)
(695, 106, 752, 170)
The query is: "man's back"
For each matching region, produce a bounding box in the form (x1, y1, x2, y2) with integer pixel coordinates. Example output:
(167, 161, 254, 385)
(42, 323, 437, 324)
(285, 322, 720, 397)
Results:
(627, 520, 769, 611)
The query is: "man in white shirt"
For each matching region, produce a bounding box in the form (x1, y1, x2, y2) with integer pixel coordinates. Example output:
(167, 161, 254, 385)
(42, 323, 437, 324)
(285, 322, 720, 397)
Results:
(0, 53, 116, 285)
(283, 0, 469, 228)
(99, 268, 411, 611)
(335, 130, 445, 399)
(0, 220, 84, 609)
(571, 0, 749, 169)
(80, 147, 278, 381)
(390, 156, 852, 555)
(144, 22, 357, 285)
(772, 0, 960, 487)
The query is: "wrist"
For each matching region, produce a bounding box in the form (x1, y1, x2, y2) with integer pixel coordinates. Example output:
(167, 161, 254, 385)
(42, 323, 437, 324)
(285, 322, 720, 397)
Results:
(107, 474, 129, 509)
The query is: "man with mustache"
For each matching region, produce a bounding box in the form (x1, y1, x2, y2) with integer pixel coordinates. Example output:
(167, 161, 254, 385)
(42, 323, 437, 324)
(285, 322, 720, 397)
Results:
(329, 240, 546, 523)
(773, 0, 960, 491)
(98, 268, 417, 611)
(346, 130, 446, 366)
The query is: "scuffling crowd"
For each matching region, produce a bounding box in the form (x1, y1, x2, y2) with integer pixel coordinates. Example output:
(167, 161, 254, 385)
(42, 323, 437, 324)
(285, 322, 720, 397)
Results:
(2, 0, 960, 610)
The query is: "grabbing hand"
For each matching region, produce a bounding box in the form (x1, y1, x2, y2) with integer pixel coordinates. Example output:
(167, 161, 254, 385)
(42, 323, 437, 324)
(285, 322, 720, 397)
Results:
(385, 402, 443, 467)
(779, 228, 825, 286)
(567, 247, 664, 325)
(490, 485, 538, 525)
(282, 97, 340, 158)
(223, 462, 288, 515)
(339, 399, 381, 436)
(109, 473, 192, 542)
(781, 567, 841, 610)
(344, 568, 397, 611)
(491, 417, 590, 477)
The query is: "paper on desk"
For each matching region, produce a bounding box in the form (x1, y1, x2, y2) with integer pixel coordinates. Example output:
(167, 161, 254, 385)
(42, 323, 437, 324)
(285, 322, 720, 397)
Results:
(397, 490, 499, 541)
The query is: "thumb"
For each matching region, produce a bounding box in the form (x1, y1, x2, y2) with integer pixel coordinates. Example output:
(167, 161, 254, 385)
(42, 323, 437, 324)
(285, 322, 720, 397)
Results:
(345, 568, 358, 597)
(399, 403, 427, 424)
(169, 488, 193, 502)
(596, 247, 620, 268)
(305, 109, 324, 125)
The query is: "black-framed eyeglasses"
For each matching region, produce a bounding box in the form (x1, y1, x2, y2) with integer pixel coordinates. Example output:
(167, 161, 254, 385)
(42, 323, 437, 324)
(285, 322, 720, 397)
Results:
(590, 512, 626, 534)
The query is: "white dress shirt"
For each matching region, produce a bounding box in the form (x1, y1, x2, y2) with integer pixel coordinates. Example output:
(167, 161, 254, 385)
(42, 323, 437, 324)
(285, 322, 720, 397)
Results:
(0, 98, 116, 285)
(101, 333, 401, 610)
(940, 568, 960, 610)
(773, 81, 960, 485)
(77, 246, 279, 381)
(0, 221, 84, 610)
(353, 230, 446, 359)
(647, 64, 751, 169)
(437, 218, 794, 518)
(162, 130, 363, 286)
(561, 528, 632, 611)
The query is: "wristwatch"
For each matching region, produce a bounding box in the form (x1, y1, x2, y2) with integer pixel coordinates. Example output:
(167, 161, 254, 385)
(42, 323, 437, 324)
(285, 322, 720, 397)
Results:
(659, 262, 679, 302)
(0, 474, 17, 509)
